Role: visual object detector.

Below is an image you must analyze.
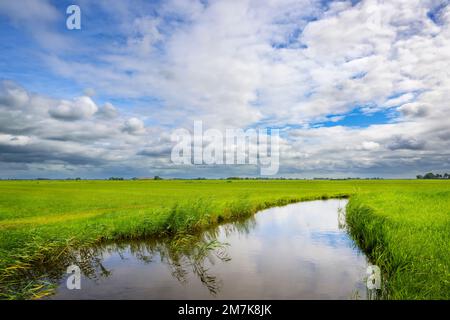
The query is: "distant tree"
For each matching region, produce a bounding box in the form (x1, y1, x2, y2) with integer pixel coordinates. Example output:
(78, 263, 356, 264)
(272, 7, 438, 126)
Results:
(417, 172, 450, 179)
(154, 176, 163, 180)
(423, 172, 436, 179)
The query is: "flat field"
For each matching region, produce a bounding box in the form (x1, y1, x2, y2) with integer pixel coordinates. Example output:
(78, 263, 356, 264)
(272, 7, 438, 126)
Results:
(0, 180, 448, 299)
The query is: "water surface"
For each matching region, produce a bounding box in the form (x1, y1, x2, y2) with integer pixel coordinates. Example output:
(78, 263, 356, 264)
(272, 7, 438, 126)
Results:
(52, 199, 369, 299)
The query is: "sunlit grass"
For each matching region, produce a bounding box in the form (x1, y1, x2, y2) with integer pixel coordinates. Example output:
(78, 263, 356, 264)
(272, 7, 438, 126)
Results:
(0, 179, 448, 299)
(346, 191, 450, 300)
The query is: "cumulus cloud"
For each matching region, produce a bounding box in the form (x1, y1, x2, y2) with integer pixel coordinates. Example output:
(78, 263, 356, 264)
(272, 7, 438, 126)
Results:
(398, 102, 429, 118)
(0, 81, 161, 177)
(0, 80, 29, 108)
(387, 136, 426, 151)
(49, 96, 98, 121)
(37, 0, 449, 128)
(361, 141, 381, 151)
(96, 102, 118, 119)
(122, 117, 145, 135)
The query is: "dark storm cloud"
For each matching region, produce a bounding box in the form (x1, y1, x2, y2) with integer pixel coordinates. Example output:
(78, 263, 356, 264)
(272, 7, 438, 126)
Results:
(137, 146, 172, 157)
(387, 136, 426, 151)
(437, 129, 450, 141)
(0, 143, 105, 166)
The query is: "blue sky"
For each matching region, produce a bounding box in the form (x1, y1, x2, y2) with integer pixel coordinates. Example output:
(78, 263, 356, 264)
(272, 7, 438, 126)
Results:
(0, 0, 449, 178)
(318, 108, 396, 128)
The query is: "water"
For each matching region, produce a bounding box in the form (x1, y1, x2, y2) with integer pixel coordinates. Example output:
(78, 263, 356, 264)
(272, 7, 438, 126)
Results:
(51, 199, 370, 299)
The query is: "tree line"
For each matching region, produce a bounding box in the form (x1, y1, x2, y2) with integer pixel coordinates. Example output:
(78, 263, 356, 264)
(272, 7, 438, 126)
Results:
(416, 172, 450, 179)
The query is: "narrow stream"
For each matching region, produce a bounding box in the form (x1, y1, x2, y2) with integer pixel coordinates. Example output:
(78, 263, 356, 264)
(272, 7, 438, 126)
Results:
(50, 199, 370, 299)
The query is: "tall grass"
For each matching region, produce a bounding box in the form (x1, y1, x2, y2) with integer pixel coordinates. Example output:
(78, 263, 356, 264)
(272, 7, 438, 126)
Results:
(346, 193, 450, 299)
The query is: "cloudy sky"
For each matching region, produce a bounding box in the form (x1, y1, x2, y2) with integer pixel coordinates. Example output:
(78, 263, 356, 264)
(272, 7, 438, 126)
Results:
(0, 0, 449, 179)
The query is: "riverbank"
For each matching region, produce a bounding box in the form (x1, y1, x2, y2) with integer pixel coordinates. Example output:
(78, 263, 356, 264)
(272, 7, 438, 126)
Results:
(346, 192, 449, 299)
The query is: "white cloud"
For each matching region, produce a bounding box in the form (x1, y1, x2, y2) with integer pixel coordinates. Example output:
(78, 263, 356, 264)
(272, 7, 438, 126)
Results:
(1, 0, 450, 177)
(96, 102, 118, 119)
(122, 117, 146, 135)
(361, 141, 381, 151)
(49, 96, 99, 121)
(0, 80, 29, 108)
(0, 81, 166, 177)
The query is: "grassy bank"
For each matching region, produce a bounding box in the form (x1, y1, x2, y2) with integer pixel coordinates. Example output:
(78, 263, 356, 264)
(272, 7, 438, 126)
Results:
(346, 191, 450, 299)
(0, 179, 449, 299)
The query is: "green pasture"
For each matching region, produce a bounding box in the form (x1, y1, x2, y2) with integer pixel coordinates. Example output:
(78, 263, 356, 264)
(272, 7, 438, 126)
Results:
(0, 180, 448, 299)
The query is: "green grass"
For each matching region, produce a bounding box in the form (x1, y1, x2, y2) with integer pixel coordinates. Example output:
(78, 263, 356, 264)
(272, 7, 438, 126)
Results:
(0, 179, 449, 299)
(346, 190, 450, 299)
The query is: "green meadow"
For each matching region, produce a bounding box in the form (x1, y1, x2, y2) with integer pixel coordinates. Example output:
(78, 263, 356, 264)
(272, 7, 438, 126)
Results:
(0, 179, 449, 299)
